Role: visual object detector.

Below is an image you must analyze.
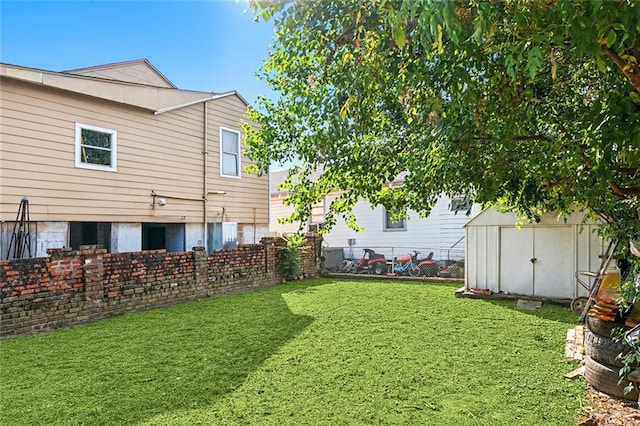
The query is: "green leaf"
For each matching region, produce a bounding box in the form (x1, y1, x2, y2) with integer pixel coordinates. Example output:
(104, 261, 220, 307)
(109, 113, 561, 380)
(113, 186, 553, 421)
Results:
(245, 0, 640, 247)
(596, 55, 607, 73)
(605, 29, 617, 48)
(395, 25, 406, 49)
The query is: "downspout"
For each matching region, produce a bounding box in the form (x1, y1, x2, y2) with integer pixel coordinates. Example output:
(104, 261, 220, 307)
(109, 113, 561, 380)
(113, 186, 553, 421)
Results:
(253, 207, 257, 243)
(268, 170, 271, 237)
(203, 101, 208, 252)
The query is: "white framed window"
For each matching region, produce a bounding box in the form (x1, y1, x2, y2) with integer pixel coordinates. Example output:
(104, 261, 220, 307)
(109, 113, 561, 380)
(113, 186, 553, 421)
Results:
(220, 127, 241, 178)
(75, 123, 117, 172)
(383, 209, 406, 231)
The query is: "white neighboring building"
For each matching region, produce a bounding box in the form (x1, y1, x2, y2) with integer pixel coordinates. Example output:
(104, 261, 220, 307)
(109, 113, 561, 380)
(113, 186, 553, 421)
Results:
(269, 170, 480, 263)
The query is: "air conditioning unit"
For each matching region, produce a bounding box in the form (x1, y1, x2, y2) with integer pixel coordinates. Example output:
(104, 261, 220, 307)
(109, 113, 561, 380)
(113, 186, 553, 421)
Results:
(308, 223, 325, 232)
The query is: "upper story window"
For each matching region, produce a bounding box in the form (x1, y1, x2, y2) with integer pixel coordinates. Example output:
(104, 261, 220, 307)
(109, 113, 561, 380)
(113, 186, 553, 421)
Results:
(75, 123, 117, 172)
(449, 195, 473, 215)
(220, 127, 241, 178)
(384, 209, 406, 231)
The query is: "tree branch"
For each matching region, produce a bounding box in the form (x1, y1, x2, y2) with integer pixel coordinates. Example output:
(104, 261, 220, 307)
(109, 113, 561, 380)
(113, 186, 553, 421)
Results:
(471, 135, 551, 142)
(601, 43, 640, 93)
(609, 180, 640, 196)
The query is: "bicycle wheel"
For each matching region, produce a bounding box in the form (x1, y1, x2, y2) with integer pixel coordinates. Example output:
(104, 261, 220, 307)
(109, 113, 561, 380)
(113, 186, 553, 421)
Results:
(408, 264, 421, 277)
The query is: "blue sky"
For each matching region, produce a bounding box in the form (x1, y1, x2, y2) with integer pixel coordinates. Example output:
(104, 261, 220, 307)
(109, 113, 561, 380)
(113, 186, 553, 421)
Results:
(0, 0, 277, 104)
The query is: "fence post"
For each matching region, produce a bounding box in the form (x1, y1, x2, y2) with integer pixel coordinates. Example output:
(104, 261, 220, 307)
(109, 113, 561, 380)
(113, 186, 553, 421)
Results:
(80, 245, 106, 315)
(193, 246, 207, 288)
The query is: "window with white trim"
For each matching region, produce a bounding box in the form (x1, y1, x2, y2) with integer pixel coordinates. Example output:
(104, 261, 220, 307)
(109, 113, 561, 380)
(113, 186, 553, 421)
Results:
(75, 123, 117, 172)
(383, 209, 406, 231)
(220, 127, 241, 178)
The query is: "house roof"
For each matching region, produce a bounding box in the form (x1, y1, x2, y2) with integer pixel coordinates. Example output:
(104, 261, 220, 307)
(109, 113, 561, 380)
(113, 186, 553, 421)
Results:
(0, 60, 250, 113)
(64, 59, 178, 88)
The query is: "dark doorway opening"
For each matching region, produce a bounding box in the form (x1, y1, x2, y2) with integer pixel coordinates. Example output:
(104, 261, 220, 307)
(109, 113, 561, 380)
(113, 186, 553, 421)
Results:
(142, 224, 166, 250)
(142, 223, 185, 252)
(69, 222, 111, 251)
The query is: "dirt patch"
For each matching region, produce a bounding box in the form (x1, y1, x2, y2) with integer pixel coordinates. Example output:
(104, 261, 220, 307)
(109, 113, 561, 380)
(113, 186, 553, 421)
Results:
(578, 386, 640, 425)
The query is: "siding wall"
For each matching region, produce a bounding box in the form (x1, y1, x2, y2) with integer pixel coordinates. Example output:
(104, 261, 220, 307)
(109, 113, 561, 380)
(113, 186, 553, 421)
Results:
(270, 193, 300, 236)
(206, 96, 268, 226)
(269, 191, 477, 258)
(322, 195, 474, 258)
(68, 62, 173, 87)
(0, 78, 268, 230)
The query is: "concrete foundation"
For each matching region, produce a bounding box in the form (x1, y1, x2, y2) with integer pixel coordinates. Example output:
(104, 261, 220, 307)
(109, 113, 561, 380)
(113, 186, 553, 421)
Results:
(110, 222, 141, 253)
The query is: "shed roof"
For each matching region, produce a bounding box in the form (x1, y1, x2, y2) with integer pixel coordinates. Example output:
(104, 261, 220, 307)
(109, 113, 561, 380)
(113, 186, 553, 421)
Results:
(464, 207, 592, 227)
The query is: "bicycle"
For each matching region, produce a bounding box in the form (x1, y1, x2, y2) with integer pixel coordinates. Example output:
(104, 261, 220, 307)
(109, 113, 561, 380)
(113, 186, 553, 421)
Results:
(387, 251, 421, 276)
(339, 258, 358, 273)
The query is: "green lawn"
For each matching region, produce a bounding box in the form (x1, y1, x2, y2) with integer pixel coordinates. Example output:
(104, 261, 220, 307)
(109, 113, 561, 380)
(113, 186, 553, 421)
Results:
(0, 279, 586, 425)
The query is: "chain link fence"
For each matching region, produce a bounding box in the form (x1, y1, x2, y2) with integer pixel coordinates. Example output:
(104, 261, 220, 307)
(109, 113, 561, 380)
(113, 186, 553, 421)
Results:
(322, 245, 465, 278)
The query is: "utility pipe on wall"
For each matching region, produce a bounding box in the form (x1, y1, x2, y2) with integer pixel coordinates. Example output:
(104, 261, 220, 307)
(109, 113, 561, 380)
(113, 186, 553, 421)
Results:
(151, 190, 202, 202)
(201, 101, 227, 251)
(203, 102, 209, 251)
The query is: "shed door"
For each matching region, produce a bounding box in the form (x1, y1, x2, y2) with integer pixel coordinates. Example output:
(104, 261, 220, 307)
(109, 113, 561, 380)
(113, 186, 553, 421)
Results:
(534, 227, 573, 298)
(500, 227, 534, 295)
(499, 226, 573, 298)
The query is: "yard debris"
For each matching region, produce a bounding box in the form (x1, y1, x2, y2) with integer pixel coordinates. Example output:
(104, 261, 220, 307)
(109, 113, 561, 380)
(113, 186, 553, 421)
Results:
(469, 288, 492, 296)
(564, 365, 585, 379)
(578, 387, 640, 426)
(516, 299, 543, 310)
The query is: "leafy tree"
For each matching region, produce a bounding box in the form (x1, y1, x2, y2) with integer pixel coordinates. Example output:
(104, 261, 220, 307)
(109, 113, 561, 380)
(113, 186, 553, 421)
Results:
(243, 0, 640, 244)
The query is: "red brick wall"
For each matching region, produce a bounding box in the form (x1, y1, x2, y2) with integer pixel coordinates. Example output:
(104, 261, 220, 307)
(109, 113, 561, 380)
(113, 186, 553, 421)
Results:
(0, 236, 320, 337)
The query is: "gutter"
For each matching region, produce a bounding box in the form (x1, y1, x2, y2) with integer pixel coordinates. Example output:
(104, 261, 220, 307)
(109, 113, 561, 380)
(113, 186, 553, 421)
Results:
(154, 91, 240, 115)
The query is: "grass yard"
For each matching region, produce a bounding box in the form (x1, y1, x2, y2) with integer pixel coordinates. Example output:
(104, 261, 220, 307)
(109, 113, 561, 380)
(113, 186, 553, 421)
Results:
(0, 279, 586, 425)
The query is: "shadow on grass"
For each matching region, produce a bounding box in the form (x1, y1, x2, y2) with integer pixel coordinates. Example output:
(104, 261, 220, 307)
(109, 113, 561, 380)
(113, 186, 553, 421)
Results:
(0, 281, 319, 426)
(481, 297, 579, 325)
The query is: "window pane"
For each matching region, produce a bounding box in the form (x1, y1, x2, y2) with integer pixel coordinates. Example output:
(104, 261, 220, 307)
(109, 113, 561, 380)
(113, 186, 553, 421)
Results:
(222, 131, 238, 153)
(81, 146, 111, 166)
(222, 153, 238, 176)
(385, 211, 405, 229)
(82, 129, 111, 149)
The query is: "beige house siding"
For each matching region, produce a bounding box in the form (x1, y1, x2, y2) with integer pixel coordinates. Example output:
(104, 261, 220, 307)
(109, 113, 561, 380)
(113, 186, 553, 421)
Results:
(1, 64, 212, 113)
(1, 78, 203, 222)
(270, 193, 302, 236)
(205, 96, 269, 225)
(66, 60, 175, 88)
(0, 75, 268, 231)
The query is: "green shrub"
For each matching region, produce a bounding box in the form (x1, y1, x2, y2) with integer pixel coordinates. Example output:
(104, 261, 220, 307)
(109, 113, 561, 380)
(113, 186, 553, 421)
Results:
(279, 234, 304, 281)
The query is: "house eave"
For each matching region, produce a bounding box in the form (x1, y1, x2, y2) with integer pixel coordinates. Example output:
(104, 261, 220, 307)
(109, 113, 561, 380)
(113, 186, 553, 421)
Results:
(0, 62, 216, 113)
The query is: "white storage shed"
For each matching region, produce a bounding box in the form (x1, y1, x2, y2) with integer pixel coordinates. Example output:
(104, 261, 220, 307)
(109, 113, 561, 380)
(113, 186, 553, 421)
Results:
(465, 208, 605, 300)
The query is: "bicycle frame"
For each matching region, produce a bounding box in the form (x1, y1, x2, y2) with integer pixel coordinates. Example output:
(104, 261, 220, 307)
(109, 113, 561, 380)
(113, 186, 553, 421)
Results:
(388, 254, 421, 276)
